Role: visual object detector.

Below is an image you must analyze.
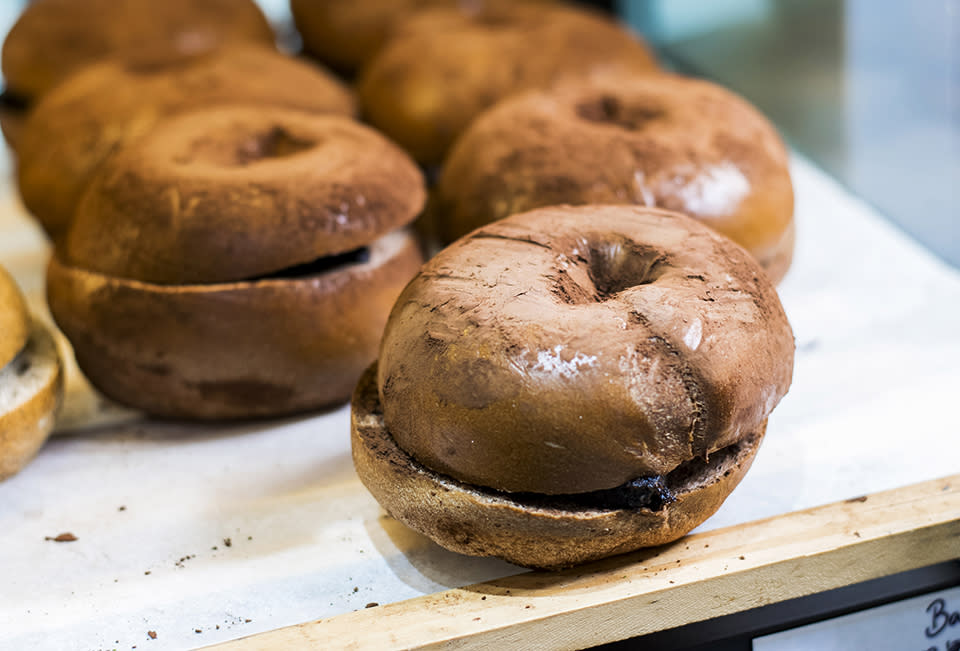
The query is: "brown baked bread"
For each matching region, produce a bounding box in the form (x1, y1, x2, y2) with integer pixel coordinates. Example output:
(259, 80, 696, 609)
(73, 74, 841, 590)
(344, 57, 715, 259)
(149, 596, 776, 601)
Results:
(0, 320, 63, 481)
(0, 0, 274, 152)
(353, 205, 794, 568)
(18, 45, 356, 242)
(0, 266, 29, 370)
(49, 231, 422, 420)
(2, 0, 274, 105)
(290, 0, 554, 76)
(48, 106, 426, 420)
(0, 266, 63, 482)
(357, 4, 659, 166)
(435, 75, 796, 283)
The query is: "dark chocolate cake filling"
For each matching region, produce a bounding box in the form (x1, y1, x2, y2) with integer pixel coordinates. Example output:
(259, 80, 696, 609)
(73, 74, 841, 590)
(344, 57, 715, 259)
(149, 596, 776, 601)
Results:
(414, 439, 745, 514)
(497, 445, 744, 514)
(243, 246, 370, 281)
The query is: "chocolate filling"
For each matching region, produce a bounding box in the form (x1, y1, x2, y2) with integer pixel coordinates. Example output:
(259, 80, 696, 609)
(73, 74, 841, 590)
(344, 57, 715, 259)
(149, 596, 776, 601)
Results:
(0, 88, 30, 112)
(420, 439, 744, 514)
(511, 473, 676, 512)
(245, 246, 370, 281)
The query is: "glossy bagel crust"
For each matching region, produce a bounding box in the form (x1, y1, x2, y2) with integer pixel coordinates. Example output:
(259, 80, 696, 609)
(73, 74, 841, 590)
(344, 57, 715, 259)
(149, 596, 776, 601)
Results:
(358, 4, 659, 165)
(63, 107, 426, 284)
(353, 365, 766, 569)
(2, 0, 275, 103)
(48, 229, 423, 420)
(0, 320, 63, 482)
(290, 0, 554, 75)
(378, 205, 794, 495)
(18, 46, 356, 241)
(0, 266, 29, 369)
(435, 75, 795, 283)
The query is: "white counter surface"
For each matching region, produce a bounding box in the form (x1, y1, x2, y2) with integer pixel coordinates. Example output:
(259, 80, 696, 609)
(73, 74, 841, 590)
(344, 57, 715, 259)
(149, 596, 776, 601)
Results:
(0, 155, 958, 650)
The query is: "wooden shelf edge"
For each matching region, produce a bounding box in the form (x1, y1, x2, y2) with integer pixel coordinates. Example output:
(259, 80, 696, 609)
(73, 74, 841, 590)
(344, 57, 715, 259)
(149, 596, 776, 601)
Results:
(208, 474, 960, 651)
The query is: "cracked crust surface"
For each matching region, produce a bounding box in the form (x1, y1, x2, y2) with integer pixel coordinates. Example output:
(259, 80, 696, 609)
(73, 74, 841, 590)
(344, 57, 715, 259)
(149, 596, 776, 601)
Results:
(353, 364, 766, 569)
(435, 75, 795, 283)
(378, 206, 794, 494)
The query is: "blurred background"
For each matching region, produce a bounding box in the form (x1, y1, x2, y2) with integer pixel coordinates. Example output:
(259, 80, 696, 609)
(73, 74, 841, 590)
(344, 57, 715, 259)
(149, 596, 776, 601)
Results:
(1, 0, 956, 267)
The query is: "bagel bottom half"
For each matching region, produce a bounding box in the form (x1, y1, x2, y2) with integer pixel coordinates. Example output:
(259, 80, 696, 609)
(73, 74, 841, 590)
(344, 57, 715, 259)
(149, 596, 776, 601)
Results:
(0, 320, 63, 481)
(48, 229, 423, 420)
(351, 365, 765, 570)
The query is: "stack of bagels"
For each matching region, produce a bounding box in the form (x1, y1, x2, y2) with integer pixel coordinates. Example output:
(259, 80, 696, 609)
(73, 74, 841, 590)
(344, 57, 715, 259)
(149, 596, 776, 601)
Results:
(1, 0, 796, 570)
(4, 0, 427, 426)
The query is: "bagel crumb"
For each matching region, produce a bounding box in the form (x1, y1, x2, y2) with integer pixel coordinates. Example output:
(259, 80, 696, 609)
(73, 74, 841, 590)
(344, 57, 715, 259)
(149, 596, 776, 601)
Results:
(45, 532, 77, 542)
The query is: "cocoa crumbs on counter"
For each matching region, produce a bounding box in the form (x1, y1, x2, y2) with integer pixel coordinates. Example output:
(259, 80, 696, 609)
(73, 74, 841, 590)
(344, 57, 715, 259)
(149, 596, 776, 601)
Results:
(223, 538, 232, 547)
(45, 532, 77, 542)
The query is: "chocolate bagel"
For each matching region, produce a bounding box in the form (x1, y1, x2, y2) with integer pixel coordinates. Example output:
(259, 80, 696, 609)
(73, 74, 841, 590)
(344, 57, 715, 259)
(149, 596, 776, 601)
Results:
(0, 0, 274, 152)
(62, 109, 423, 284)
(353, 205, 794, 568)
(18, 45, 356, 242)
(2, 0, 274, 105)
(290, 0, 554, 76)
(357, 4, 659, 166)
(49, 106, 426, 420)
(435, 75, 795, 283)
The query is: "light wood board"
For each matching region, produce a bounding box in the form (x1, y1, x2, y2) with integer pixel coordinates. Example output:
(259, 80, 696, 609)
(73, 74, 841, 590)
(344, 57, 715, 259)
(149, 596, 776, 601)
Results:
(211, 474, 960, 650)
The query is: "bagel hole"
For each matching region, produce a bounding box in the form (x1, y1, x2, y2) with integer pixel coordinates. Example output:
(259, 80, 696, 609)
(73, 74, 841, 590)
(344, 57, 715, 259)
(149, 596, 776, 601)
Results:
(236, 126, 315, 164)
(180, 126, 316, 167)
(245, 246, 370, 281)
(575, 95, 664, 131)
(588, 235, 666, 299)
